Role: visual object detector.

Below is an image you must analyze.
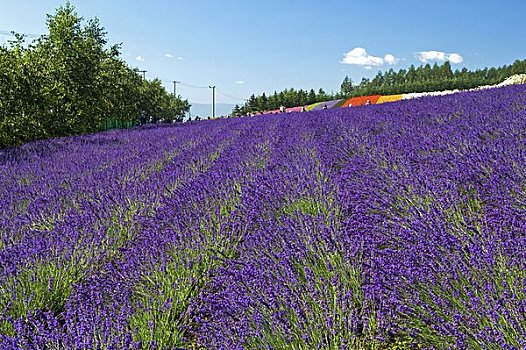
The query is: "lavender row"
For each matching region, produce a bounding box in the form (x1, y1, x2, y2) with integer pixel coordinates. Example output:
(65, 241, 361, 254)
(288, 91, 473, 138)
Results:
(0, 122, 238, 345)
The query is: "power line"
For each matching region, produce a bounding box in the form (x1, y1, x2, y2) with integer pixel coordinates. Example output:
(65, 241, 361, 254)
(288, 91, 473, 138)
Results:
(142, 72, 248, 103)
(179, 81, 209, 89)
(216, 89, 248, 102)
(156, 76, 208, 89)
(0, 29, 40, 38)
(145, 74, 209, 93)
(177, 82, 248, 102)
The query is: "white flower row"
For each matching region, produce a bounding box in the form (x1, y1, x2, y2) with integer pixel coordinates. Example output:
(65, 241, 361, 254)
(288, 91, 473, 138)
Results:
(400, 74, 526, 100)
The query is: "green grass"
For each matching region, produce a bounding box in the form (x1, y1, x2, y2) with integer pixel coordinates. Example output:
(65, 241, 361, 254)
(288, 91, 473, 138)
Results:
(129, 246, 212, 349)
(0, 196, 156, 337)
(244, 241, 379, 350)
(99, 199, 146, 256)
(0, 256, 91, 336)
(244, 141, 270, 171)
(138, 149, 180, 181)
(281, 194, 340, 228)
(130, 182, 243, 349)
(401, 253, 525, 349)
(282, 196, 329, 217)
(243, 157, 384, 349)
(443, 186, 485, 239)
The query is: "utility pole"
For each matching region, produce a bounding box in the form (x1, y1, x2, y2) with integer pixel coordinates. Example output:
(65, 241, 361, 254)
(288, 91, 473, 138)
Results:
(138, 70, 147, 79)
(209, 85, 216, 118)
(173, 80, 180, 97)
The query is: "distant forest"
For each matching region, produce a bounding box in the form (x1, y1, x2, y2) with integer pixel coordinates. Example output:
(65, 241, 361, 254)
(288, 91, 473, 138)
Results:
(233, 59, 526, 115)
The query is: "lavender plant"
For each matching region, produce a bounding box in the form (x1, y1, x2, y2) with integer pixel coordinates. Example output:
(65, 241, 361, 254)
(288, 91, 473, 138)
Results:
(0, 84, 525, 349)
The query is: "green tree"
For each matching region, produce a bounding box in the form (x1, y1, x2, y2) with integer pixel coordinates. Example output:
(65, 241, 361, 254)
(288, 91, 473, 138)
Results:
(99, 56, 143, 127)
(316, 88, 327, 102)
(260, 92, 269, 111)
(30, 2, 108, 136)
(0, 34, 44, 147)
(307, 89, 317, 104)
(0, 2, 192, 148)
(140, 78, 189, 122)
(441, 61, 453, 79)
(340, 75, 354, 96)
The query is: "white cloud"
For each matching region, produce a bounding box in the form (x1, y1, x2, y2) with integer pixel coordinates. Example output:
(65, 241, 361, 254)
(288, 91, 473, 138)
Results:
(417, 50, 446, 62)
(417, 50, 464, 64)
(163, 53, 183, 60)
(341, 47, 400, 68)
(341, 47, 383, 67)
(384, 53, 399, 65)
(234, 80, 245, 84)
(447, 53, 464, 64)
(136, 55, 145, 61)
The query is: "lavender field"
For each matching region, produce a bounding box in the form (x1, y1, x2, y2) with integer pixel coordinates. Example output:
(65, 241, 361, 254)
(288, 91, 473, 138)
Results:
(1, 85, 526, 349)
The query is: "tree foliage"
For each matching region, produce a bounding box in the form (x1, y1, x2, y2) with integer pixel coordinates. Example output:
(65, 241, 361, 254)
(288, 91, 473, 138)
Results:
(0, 2, 190, 149)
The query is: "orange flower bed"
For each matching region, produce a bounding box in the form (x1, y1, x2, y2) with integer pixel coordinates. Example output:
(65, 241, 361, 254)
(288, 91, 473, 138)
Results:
(376, 94, 403, 104)
(342, 95, 381, 107)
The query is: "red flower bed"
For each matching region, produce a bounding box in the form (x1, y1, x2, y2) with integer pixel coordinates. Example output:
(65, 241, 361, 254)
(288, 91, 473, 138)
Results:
(342, 95, 381, 107)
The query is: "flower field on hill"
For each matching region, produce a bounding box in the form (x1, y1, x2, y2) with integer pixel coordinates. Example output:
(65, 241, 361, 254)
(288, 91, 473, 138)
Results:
(1, 85, 526, 349)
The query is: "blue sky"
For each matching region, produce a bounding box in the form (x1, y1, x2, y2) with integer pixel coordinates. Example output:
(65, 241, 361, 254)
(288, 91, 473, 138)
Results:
(1, 0, 525, 104)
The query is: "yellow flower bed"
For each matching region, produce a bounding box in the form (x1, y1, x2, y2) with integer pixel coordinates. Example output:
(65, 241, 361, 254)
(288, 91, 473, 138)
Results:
(306, 102, 322, 111)
(376, 94, 403, 104)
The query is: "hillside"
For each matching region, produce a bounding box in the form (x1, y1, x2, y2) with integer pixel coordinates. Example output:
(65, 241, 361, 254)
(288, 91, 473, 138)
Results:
(1, 85, 526, 348)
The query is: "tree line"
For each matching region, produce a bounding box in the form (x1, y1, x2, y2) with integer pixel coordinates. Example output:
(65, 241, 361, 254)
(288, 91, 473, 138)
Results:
(0, 3, 190, 149)
(342, 59, 526, 97)
(232, 88, 332, 116)
(234, 59, 526, 115)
